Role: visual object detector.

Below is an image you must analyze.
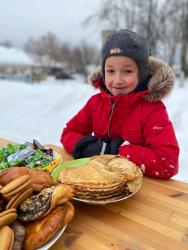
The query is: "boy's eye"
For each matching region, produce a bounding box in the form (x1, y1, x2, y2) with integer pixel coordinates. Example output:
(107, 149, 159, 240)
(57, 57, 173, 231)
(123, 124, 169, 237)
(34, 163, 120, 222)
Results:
(106, 69, 114, 73)
(123, 70, 133, 73)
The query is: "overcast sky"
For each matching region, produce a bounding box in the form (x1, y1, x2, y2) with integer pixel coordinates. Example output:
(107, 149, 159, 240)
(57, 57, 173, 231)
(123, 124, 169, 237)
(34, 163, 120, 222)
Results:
(0, 0, 103, 48)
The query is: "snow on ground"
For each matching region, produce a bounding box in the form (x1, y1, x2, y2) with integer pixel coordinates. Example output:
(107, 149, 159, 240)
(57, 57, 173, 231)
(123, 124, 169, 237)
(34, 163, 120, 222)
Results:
(164, 80, 188, 183)
(0, 76, 187, 183)
(0, 76, 97, 145)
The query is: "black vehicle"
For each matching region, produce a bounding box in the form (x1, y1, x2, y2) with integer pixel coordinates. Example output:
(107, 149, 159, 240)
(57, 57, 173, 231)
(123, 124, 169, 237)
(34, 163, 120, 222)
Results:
(55, 71, 73, 80)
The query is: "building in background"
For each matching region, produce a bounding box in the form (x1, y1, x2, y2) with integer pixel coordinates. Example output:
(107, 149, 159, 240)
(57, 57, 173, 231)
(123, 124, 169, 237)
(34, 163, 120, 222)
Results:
(0, 46, 50, 82)
(0, 46, 35, 82)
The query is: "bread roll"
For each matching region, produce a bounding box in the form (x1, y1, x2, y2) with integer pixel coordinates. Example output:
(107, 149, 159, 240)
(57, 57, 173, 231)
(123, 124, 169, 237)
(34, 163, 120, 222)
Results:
(24, 206, 66, 250)
(29, 168, 53, 192)
(63, 201, 75, 226)
(0, 167, 53, 192)
(0, 167, 28, 186)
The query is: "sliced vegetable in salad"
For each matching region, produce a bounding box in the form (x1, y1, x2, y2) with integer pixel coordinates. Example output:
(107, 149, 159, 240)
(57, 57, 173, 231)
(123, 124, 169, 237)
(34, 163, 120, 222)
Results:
(0, 140, 61, 171)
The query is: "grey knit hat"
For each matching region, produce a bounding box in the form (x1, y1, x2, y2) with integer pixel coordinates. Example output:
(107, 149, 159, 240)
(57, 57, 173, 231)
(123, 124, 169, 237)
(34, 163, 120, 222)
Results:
(101, 29, 149, 84)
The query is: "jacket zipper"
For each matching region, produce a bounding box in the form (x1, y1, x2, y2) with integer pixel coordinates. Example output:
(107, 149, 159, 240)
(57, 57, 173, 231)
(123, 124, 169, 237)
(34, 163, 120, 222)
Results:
(107, 101, 116, 139)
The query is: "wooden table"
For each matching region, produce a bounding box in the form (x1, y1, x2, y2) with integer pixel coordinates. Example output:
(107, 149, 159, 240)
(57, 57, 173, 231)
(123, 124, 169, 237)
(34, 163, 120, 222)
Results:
(1, 138, 188, 249)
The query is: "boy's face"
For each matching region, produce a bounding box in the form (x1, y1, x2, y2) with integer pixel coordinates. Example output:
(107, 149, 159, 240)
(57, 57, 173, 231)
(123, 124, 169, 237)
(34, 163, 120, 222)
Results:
(104, 56, 139, 96)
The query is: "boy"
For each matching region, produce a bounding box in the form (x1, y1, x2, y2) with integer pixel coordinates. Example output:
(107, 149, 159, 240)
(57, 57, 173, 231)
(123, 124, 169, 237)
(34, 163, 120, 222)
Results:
(61, 29, 179, 179)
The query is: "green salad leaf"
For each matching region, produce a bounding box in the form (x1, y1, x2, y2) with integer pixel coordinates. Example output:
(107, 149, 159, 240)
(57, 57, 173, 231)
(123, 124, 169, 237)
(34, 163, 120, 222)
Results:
(26, 149, 51, 168)
(0, 143, 28, 170)
(0, 143, 52, 170)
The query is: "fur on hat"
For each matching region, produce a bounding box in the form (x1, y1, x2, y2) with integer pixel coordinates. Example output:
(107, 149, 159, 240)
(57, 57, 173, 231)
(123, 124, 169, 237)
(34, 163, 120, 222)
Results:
(88, 56, 176, 102)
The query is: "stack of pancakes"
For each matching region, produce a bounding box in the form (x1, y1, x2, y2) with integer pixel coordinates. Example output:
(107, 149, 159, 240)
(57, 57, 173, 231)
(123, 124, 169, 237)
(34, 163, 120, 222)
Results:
(58, 155, 143, 204)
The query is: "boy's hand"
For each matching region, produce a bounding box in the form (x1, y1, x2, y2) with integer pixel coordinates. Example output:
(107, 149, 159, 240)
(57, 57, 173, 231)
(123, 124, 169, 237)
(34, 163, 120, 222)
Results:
(110, 138, 124, 154)
(72, 135, 110, 159)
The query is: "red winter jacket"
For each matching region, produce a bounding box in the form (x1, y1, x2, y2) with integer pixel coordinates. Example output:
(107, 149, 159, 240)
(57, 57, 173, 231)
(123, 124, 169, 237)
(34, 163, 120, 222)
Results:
(61, 57, 179, 179)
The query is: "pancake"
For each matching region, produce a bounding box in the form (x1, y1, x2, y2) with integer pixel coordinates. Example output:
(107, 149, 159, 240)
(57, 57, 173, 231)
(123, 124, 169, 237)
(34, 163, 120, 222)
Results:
(58, 155, 142, 202)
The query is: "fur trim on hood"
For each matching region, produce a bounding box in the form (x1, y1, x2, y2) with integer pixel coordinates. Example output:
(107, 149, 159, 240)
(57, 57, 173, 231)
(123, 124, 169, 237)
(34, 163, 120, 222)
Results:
(88, 56, 176, 102)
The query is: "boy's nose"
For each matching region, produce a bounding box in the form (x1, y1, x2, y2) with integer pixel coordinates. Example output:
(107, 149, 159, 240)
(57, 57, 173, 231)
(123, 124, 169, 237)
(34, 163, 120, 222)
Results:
(114, 74, 123, 84)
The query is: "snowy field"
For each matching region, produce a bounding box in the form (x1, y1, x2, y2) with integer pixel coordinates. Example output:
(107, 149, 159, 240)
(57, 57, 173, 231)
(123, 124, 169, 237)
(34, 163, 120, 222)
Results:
(0, 76, 187, 183)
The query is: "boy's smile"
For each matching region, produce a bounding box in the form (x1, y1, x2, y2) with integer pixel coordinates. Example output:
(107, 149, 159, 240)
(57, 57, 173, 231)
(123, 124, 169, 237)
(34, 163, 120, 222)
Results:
(104, 56, 139, 95)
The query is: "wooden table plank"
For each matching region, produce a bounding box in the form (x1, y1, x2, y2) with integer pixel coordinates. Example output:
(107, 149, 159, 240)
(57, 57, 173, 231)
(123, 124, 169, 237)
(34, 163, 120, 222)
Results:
(60, 202, 188, 250)
(145, 177, 188, 193)
(0, 137, 13, 146)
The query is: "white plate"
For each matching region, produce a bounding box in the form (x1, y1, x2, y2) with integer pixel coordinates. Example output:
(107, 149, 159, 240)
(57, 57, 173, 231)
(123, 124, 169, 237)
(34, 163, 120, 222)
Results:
(36, 225, 67, 250)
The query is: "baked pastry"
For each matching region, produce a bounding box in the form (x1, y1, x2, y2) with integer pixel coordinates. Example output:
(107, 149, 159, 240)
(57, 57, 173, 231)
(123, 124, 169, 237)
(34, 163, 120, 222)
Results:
(0, 225, 14, 250)
(11, 221, 26, 250)
(58, 155, 142, 202)
(6, 187, 33, 209)
(24, 206, 66, 250)
(0, 167, 53, 192)
(0, 208, 17, 228)
(63, 201, 75, 226)
(17, 184, 74, 222)
(28, 168, 53, 192)
(0, 167, 28, 186)
(0, 195, 6, 212)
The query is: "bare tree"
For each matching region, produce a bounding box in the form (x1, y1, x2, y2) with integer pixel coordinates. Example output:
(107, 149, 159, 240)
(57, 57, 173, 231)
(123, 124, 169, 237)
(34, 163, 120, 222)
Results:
(135, 0, 161, 55)
(84, 0, 188, 78)
(24, 32, 62, 67)
(161, 0, 188, 76)
(83, 0, 138, 30)
(24, 33, 99, 78)
(83, 0, 163, 55)
(157, 1, 181, 66)
(179, 0, 188, 75)
(68, 41, 100, 78)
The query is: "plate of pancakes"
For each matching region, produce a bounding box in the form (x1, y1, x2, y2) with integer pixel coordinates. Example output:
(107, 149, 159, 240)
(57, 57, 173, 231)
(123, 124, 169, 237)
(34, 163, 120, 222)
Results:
(52, 155, 143, 205)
